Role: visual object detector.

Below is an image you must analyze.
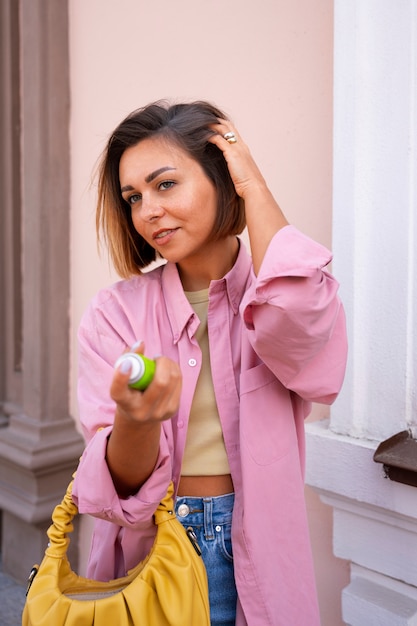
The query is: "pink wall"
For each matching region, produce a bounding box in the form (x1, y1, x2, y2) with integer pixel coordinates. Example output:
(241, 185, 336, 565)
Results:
(69, 1, 349, 622)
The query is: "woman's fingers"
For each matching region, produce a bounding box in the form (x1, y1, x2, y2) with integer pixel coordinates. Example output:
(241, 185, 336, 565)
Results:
(208, 120, 266, 199)
(110, 354, 182, 424)
(141, 356, 182, 421)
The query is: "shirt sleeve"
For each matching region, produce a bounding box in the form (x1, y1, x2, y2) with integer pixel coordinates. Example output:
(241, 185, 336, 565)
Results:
(72, 295, 172, 527)
(72, 427, 172, 528)
(241, 225, 347, 404)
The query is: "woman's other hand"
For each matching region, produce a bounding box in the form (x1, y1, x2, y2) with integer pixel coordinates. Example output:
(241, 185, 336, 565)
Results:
(111, 345, 182, 426)
(106, 342, 182, 497)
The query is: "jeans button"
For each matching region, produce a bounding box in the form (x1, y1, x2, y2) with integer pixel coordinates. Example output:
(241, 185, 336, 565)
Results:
(177, 504, 190, 517)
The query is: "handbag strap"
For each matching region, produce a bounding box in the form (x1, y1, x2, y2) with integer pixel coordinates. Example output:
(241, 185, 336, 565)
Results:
(153, 481, 176, 524)
(45, 476, 176, 558)
(46, 477, 77, 558)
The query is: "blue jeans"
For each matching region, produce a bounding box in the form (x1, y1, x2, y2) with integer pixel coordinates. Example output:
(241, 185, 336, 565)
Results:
(175, 493, 237, 626)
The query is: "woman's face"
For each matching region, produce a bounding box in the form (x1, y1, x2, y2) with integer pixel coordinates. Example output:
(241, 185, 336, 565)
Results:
(119, 136, 219, 270)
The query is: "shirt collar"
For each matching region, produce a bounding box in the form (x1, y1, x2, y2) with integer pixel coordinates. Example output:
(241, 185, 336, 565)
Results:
(208, 238, 252, 314)
(161, 238, 252, 344)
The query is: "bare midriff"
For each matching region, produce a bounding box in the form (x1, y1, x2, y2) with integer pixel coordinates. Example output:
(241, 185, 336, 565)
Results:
(178, 474, 234, 497)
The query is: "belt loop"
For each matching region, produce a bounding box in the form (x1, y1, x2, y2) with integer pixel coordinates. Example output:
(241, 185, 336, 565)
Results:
(203, 497, 214, 540)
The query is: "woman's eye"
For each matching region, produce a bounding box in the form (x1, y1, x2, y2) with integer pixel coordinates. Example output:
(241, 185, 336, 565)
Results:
(159, 180, 175, 191)
(127, 193, 141, 205)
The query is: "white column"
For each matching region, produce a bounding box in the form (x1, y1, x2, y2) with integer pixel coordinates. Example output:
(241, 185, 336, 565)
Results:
(306, 2, 417, 624)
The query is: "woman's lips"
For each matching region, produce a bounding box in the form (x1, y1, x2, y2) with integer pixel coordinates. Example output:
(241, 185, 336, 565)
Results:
(152, 228, 178, 244)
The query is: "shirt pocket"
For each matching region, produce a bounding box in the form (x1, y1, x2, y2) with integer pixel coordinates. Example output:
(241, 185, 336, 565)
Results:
(240, 363, 296, 465)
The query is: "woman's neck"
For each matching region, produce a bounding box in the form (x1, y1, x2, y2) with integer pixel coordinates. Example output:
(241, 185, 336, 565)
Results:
(177, 236, 239, 291)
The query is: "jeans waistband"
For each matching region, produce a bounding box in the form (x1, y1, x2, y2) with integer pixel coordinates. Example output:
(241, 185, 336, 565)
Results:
(175, 493, 234, 540)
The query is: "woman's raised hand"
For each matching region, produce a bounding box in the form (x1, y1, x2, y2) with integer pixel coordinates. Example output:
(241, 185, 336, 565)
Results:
(209, 119, 289, 274)
(209, 119, 268, 201)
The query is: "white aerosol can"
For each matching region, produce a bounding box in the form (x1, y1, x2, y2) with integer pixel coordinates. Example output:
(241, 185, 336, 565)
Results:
(114, 353, 156, 390)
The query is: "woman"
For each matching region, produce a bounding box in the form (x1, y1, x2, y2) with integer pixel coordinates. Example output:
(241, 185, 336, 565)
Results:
(73, 101, 347, 625)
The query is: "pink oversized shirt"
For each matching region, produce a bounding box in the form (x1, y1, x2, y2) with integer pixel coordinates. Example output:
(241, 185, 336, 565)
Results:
(73, 225, 347, 626)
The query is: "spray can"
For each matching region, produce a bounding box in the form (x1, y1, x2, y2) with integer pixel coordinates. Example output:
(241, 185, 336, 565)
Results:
(114, 353, 156, 390)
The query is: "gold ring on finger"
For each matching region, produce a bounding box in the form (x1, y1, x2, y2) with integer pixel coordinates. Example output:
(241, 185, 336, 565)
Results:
(223, 132, 237, 144)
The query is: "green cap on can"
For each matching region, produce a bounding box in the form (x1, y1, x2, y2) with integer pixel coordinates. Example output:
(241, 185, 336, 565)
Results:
(114, 353, 156, 390)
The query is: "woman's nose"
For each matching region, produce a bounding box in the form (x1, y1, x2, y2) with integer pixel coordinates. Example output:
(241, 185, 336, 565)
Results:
(140, 195, 164, 222)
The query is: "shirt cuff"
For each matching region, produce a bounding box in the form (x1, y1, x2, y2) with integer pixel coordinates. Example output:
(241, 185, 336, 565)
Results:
(72, 427, 172, 529)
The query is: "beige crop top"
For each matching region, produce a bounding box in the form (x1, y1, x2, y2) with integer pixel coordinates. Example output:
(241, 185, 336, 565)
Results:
(181, 289, 231, 476)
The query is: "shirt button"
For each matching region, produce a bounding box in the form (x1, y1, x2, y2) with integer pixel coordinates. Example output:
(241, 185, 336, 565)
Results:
(177, 504, 190, 518)
(188, 358, 197, 367)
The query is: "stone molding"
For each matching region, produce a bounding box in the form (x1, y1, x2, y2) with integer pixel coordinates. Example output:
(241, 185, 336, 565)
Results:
(306, 420, 417, 625)
(306, 2, 417, 623)
(0, 0, 84, 582)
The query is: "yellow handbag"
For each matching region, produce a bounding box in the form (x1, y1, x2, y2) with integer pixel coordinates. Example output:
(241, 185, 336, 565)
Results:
(22, 479, 210, 626)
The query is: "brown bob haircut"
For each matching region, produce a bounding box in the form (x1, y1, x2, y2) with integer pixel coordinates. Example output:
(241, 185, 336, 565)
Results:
(96, 100, 246, 278)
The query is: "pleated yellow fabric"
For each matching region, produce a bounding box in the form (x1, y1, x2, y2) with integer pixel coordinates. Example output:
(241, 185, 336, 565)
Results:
(22, 480, 210, 626)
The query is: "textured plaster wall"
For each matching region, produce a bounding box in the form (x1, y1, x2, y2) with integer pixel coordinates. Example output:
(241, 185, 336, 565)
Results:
(69, 1, 348, 623)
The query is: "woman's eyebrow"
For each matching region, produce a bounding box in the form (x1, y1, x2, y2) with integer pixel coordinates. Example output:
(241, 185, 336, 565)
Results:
(145, 166, 176, 183)
(120, 166, 176, 193)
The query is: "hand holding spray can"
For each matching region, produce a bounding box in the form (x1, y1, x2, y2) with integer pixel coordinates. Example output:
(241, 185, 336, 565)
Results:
(114, 353, 156, 390)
